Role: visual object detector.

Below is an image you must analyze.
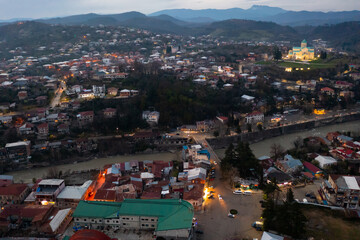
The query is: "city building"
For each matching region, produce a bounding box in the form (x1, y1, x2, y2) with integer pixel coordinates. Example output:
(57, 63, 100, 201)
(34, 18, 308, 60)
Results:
(142, 111, 160, 124)
(73, 199, 194, 240)
(56, 180, 93, 209)
(5, 141, 31, 164)
(326, 175, 360, 209)
(35, 179, 65, 204)
(245, 111, 264, 124)
(314, 155, 337, 168)
(287, 39, 315, 61)
(0, 183, 30, 206)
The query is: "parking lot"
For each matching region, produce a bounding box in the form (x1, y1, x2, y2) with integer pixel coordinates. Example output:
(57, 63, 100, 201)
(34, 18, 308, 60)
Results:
(194, 161, 263, 240)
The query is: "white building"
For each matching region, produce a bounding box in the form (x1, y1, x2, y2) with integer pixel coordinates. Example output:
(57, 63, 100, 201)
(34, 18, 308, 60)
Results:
(142, 111, 160, 124)
(315, 155, 337, 168)
(245, 111, 264, 124)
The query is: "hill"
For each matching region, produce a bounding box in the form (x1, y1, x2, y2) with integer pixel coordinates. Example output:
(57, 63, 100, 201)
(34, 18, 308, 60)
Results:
(150, 6, 360, 26)
(150, 5, 286, 22)
(307, 22, 360, 52)
(39, 12, 146, 25)
(198, 19, 299, 41)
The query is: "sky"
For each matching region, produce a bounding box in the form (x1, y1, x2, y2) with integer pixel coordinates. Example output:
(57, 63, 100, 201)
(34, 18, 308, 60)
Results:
(0, 0, 359, 20)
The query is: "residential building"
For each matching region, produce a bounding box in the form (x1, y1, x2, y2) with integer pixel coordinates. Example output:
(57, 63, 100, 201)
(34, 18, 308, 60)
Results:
(37, 122, 49, 137)
(5, 141, 31, 164)
(35, 179, 65, 204)
(0, 205, 54, 233)
(0, 183, 30, 206)
(327, 175, 360, 209)
(77, 111, 94, 127)
(107, 87, 118, 96)
(245, 111, 264, 124)
(73, 199, 194, 240)
(314, 155, 337, 168)
(276, 154, 303, 174)
(103, 108, 116, 118)
(57, 181, 93, 209)
(142, 111, 160, 124)
(18, 122, 35, 135)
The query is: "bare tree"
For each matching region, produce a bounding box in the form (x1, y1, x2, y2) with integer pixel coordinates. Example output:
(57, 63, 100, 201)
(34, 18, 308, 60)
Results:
(270, 143, 285, 161)
(46, 167, 59, 178)
(293, 137, 303, 150)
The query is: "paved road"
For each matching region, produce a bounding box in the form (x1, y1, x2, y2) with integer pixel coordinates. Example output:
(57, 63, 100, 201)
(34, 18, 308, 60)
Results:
(50, 79, 66, 108)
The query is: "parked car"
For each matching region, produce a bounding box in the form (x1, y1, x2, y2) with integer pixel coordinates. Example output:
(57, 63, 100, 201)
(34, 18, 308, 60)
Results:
(227, 213, 235, 218)
(218, 194, 223, 200)
(195, 230, 204, 234)
(243, 191, 252, 196)
(233, 190, 242, 195)
(251, 221, 263, 231)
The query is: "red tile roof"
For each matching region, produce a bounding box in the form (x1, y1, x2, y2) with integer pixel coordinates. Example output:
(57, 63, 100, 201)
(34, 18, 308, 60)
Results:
(0, 183, 28, 196)
(93, 189, 116, 201)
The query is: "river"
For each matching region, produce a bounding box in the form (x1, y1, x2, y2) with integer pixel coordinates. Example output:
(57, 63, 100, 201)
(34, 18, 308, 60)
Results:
(216, 120, 360, 159)
(8, 120, 360, 183)
(8, 152, 177, 183)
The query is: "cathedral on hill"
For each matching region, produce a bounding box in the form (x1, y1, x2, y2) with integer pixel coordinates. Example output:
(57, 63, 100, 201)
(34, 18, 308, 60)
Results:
(287, 39, 315, 61)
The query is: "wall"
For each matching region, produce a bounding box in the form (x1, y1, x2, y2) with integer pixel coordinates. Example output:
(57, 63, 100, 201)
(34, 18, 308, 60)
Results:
(206, 113, 360, 149)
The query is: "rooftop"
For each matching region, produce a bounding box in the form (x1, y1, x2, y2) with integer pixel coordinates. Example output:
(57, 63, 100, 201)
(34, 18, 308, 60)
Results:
(39, 179, 64, 186)
(57, 181, 92, 200)
(73, 199, 194, 231)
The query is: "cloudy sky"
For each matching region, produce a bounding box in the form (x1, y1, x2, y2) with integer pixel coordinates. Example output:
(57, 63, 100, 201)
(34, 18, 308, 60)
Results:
(0, 0, 359, 20)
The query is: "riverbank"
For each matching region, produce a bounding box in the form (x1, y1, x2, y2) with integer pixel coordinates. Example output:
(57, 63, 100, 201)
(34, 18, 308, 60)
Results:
(215, 120, 360, 159)
(9, 152, 178, 183)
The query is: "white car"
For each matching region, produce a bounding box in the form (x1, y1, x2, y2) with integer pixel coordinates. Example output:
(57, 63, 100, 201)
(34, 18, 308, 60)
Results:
(218, 194, 223, 200)
(233, 190, 242, 195)
(243, 191, 252, 196)
(227, 213, 235, 218)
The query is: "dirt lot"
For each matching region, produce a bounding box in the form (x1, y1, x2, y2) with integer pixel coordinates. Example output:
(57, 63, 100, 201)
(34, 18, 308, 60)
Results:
(303, 207, 360, 240)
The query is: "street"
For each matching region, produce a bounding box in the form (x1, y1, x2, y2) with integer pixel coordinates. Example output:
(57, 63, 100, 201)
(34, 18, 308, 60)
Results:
(50, 79, 66, 108)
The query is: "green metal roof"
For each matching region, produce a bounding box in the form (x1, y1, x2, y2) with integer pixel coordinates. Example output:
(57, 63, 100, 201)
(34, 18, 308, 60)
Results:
(73, 201, 122, 219)
(73, 199, 194, 231)
(302, 39, 307, 43)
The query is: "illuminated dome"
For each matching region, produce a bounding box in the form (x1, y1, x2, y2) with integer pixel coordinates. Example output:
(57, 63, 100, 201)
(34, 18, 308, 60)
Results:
(70, 229, 112, 240)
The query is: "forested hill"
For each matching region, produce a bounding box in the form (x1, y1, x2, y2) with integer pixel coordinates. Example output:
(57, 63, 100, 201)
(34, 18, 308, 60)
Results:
(0, 19, 360, 54)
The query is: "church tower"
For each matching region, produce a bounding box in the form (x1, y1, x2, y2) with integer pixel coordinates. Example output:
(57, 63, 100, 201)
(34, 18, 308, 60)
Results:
(301, 39, 307, 49)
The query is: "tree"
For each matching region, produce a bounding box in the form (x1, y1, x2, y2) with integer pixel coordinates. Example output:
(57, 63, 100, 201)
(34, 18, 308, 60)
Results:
(247, 123, 252, 132)
(273, 46, 282, 61)
(293, 137, 303, 150)
(286, 188, 295, 203)
(270, 143, 285, 161)
(320, 51, 327, 59)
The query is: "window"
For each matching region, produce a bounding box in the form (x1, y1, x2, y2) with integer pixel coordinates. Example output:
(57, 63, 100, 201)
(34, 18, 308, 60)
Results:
(151, 225, 155, 227)
(98, 219, 102, 223)
(151, 219, 154, 222)
(123, 223, 126, 226)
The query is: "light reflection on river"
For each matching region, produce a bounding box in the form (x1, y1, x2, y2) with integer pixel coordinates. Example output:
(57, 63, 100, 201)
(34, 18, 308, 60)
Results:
(216, 120, 360, 159)
(9, 152, 177, 183)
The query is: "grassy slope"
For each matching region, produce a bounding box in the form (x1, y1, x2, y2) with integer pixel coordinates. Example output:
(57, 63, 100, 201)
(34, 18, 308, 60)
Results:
(303, 207, 360, 240)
